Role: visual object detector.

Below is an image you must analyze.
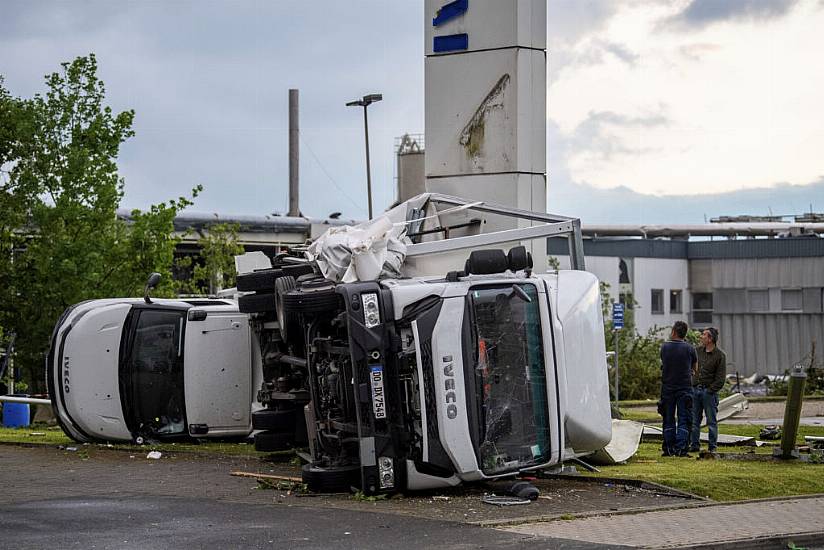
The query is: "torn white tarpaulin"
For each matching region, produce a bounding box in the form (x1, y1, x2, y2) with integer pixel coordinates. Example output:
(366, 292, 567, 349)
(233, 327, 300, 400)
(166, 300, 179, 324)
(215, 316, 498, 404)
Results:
(307, 215, 409, 283)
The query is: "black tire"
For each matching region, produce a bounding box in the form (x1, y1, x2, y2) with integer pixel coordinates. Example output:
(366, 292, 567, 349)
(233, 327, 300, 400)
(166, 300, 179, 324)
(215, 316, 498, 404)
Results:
(237, 268, 284, 292)
(301, 463, 361, 493)
(464, 249, 508, 275)
(238, 292, 276, 314)
(254, 430, 293, 452)
(282, 263, 315, 278)
(275, 276, 298, 341)
(252, 408, 297, 431)
(283, 283, 340, 315)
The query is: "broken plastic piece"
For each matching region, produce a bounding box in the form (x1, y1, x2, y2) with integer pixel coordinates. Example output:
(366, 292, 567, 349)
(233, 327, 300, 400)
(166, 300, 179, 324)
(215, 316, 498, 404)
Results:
(482, 494, 531, 506)
(146, 451, 162, 459)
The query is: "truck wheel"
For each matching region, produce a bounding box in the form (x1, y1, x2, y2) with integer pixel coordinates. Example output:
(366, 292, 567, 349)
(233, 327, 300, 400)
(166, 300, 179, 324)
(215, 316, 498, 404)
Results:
(283, 281, 340, 315)
(239, 292, 276, 313)
(282, 263, 315, 278)
(275, 276, 298, 341)
(254, 430, 293, 452)
(237, 268, 284, 292)
(301, 463, 360, 493)
(252, 408, 297, 431)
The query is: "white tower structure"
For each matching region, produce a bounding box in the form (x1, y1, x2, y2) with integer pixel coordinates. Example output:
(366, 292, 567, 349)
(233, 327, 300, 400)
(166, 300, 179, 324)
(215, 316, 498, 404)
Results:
(424, 0, 547, 262)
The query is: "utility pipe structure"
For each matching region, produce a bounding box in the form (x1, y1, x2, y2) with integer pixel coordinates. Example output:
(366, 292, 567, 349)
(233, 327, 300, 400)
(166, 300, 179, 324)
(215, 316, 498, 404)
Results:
(581, 223, 824, 238)
(288, 89, 300, 217)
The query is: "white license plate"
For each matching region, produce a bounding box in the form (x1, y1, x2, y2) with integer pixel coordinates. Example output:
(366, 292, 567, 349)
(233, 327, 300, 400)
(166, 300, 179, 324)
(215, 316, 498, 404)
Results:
(370, 365, 387, 419)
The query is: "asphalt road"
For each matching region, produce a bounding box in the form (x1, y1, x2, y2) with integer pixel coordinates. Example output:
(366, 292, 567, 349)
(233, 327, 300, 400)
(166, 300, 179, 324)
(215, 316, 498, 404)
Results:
(0, 444, 647, 549)
(0, 494, 633, 550)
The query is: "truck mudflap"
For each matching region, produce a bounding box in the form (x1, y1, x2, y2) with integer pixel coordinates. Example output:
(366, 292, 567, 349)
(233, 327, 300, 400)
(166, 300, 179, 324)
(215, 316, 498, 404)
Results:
(336, 282, 408, 494)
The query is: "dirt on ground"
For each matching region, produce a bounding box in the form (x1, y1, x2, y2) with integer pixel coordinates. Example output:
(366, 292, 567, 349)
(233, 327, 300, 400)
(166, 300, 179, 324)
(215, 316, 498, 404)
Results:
(0, 443, 695, 526)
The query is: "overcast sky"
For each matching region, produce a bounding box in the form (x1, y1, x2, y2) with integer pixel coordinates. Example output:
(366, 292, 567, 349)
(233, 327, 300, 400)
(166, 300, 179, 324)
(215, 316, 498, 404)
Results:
(2, 0, 823, 223)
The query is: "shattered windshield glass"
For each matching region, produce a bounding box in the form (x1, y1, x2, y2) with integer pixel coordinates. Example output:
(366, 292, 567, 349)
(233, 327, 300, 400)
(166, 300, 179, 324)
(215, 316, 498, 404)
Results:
(469, 284, 550, 474)
(122, 309, 186, 438)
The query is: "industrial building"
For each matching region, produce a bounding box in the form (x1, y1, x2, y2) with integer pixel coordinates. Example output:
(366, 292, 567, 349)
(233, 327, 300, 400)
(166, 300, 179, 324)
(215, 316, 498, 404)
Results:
(549, 235, 824, 377)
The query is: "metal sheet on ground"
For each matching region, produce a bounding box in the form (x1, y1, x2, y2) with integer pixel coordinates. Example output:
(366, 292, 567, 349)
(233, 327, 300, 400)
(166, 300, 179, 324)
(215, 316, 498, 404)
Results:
(588, 419, 644, 465)
(641, 425, 757, 446)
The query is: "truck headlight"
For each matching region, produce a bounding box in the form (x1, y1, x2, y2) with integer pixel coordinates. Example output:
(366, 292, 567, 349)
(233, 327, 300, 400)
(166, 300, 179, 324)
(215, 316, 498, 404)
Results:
(362, 293, 380, 328)
(378, 456, 394, 488)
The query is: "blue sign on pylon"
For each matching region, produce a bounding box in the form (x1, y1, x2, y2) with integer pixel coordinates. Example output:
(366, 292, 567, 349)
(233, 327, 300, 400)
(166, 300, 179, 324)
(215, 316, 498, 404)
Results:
(612, 303, 624, 330)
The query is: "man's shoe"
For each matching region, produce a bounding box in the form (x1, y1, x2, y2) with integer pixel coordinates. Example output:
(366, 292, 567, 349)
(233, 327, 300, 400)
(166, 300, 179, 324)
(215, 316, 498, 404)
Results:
(677, 450, 692, 457)
(688, 446, 700, 453)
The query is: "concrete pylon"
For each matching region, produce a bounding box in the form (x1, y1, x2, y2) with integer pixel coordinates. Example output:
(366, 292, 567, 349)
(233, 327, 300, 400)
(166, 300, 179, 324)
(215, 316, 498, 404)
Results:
(424, 0, 547, 269)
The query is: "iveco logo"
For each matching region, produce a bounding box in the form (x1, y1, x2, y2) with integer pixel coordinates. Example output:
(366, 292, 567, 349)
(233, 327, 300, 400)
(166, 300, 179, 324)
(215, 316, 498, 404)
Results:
(63, 356, 71, 394)
(443, 355, 457, 419)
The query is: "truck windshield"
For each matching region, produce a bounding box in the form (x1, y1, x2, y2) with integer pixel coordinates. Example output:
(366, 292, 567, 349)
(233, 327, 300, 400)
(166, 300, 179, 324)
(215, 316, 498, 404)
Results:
(469, 284, 550, 474)
(120, 309, 186, 438)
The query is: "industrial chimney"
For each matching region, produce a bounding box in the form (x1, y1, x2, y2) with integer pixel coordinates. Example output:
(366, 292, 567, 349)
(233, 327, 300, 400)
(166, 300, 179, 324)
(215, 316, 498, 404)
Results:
(288, 89, 300, 217)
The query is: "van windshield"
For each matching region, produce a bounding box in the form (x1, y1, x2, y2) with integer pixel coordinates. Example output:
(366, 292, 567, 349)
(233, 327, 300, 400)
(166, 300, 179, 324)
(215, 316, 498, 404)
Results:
(120, 309, 187, 438)
(469, 284, 550, 474)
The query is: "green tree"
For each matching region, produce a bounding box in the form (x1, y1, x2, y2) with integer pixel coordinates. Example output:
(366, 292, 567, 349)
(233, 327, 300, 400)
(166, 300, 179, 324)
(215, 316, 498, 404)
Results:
(175, 222, 244, 295)
(0, 55, 198, 391)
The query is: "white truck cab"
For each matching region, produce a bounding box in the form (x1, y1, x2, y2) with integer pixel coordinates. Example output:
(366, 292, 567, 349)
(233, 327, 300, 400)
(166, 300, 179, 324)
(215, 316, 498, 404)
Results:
(47, 298, 261, 443)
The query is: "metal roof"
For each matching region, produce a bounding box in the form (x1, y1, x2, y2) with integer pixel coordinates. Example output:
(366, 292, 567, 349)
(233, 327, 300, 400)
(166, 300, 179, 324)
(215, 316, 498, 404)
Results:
(116, 209, 358, 235)
(547, 236, 824, 259)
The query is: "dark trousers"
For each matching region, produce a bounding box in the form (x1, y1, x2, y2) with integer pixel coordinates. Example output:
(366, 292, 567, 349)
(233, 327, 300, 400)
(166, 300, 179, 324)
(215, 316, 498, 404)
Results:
(661, 386, 693, 455)
(690, 387, 719, 451)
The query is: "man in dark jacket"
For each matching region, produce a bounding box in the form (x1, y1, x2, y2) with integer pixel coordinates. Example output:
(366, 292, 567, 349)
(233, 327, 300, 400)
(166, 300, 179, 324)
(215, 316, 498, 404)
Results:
(689, 327, 726, 453)
(660, 321, 697, 456)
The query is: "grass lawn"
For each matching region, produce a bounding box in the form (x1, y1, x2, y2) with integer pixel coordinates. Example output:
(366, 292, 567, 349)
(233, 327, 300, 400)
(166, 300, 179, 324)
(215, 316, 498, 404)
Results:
(584, 423, 824, 501)
(0, 424, 272, 457)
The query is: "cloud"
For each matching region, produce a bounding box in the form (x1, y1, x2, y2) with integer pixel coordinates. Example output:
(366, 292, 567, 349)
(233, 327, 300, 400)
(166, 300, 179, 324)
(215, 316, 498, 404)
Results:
(666, 0, 799, 28)
(549, 175, 824, 224)
(564, 109, 670, 165)
(0, 1, 424, 219)
(549, 0, 824, 196)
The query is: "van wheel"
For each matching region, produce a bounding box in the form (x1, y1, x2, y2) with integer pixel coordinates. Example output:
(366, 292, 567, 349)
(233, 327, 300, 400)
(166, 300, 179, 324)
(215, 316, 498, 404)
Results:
(301, 463, 360, 493)
(283, 281, 340, 315)
(252, 408, 296, 431)
(237, 268, 284, 292)
(275, 276, 297, 341)
(254, 430, 293, 452)
(239, 292, 276, 313)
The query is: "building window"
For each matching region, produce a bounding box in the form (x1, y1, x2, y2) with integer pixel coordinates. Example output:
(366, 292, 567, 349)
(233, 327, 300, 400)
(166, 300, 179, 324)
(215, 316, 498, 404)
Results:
(692, 292, 713, 325)
(782, 289, 803, 311)
(651, 289, 664, 314)
(749, 289, 769, 312)
(670, 290, 683, 313)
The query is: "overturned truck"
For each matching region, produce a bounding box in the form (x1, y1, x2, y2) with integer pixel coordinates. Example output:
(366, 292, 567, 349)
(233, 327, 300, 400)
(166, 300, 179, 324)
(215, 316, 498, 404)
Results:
(48, 194, 612, 495)
(239, 194, 611, 494)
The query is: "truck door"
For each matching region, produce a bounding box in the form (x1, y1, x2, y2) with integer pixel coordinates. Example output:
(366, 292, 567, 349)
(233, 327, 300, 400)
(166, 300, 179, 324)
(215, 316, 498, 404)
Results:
(183, 311, 252, 436)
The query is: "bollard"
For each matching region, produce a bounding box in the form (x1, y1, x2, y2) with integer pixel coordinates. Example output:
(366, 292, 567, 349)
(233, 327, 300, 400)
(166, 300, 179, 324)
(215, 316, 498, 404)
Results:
(775, 365, 807, 459)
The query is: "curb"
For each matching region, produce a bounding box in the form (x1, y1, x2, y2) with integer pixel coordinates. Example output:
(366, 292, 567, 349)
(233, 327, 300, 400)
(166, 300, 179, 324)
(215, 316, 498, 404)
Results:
(474, 479, 824, 528)
(671, 531, 824, 550)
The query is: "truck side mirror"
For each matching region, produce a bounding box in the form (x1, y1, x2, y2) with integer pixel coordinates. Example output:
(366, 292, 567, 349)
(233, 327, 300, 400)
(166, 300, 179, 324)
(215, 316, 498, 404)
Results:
(144, 272, 162, 304)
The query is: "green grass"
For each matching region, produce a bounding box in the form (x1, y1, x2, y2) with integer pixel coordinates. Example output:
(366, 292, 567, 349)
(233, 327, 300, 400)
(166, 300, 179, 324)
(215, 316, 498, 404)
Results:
(0, 424, 277, 457)
(583, 423, 824, 501)
(619, 408, 661, 423)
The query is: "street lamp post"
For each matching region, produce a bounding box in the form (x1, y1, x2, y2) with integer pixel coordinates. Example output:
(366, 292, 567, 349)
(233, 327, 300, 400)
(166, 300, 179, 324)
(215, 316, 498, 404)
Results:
(346, 93, 382, 219)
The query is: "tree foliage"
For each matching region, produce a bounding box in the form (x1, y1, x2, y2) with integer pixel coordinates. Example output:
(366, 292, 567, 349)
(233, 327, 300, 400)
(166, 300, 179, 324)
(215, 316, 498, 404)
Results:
(175, 222, 244, 295)
(600, 282, 702, 400)
(0, 55, 199, 391)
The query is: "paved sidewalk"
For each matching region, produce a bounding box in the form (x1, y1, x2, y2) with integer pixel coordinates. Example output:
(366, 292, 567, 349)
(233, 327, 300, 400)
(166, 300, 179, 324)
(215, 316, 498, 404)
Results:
(502, 496, 824, 548)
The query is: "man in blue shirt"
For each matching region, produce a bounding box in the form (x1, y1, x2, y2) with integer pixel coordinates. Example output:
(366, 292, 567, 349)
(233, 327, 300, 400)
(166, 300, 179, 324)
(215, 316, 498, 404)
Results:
(659, 321, 698, 456)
